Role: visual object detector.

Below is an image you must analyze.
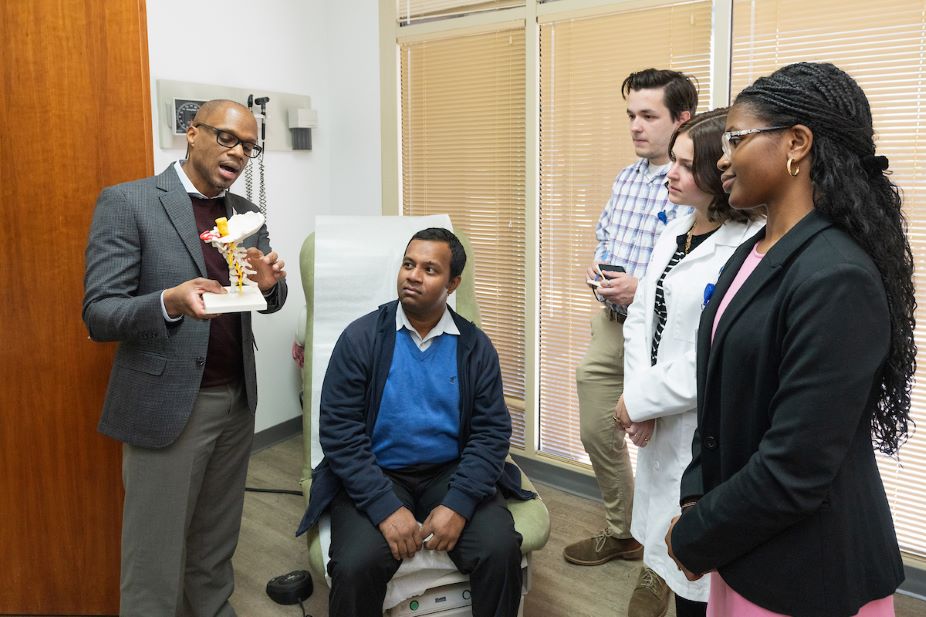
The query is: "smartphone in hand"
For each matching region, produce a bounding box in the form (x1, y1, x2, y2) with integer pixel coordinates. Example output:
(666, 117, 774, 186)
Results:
(588, 263, 626, 285)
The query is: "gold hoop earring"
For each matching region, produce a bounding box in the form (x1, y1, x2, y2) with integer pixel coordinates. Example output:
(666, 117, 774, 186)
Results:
(787, 157, 800, 177)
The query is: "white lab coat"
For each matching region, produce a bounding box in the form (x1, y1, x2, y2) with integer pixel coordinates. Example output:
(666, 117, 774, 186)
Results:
(624, 212, 764, 601)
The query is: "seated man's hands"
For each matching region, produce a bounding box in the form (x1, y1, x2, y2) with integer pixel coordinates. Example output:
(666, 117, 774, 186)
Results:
(378, 506, 423, 561)
(421, 505, 466, 552)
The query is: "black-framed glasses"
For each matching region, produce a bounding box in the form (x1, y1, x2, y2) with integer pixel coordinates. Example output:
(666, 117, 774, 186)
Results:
(721, 126, 790, 158)
(194, 123, 263, 158)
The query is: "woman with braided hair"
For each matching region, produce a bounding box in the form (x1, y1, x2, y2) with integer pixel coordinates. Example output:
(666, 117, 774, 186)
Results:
(665, 62, 913, 616)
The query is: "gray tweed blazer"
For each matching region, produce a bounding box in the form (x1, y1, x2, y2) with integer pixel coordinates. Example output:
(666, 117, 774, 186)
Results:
(82, 166, 287, 448)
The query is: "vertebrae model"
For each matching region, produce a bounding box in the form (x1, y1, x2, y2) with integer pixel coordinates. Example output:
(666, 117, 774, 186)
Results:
(199, 211, 265, 291)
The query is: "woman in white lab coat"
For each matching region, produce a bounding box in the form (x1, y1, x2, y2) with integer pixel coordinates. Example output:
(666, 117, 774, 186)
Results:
(614, 108, 764, 617)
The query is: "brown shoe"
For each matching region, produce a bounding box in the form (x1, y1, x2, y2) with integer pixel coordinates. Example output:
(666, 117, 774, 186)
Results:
(562, 529, 643, 565)
(627, 567, 671, 617)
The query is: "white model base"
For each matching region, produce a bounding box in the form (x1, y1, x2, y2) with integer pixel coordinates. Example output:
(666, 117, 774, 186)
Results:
(202, 285, 267, 313)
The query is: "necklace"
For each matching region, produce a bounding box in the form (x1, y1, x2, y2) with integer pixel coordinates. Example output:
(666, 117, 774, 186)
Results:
(686, 222, 722, 254)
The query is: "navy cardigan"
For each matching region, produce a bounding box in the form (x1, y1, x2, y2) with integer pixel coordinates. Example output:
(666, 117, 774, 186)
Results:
(297, 301, 530, 536)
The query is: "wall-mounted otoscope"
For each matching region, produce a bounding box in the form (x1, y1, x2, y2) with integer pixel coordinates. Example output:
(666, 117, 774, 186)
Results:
(254, 96, 270, 142)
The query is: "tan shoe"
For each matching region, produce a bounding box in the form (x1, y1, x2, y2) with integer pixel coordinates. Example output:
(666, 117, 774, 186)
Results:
(627, 567, 671, 617)
(562, 529, 643, 565)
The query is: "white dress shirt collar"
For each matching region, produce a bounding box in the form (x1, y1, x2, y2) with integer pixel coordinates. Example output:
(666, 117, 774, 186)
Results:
(172, 160, 227, 199)
(395, 302, 460, 351)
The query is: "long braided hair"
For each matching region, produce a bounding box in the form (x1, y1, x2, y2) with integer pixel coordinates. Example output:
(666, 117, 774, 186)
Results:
(735, 62, 915, 455)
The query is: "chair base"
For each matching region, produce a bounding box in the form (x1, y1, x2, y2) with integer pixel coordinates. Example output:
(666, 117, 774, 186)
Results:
(385, 558, 530, 617)
(385, 580, 526, 617)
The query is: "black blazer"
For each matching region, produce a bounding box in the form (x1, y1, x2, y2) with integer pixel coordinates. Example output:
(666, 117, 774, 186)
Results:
(671, 210, 904, 617)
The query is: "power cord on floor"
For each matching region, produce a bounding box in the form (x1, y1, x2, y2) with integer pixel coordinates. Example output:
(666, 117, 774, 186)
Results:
(245, 486, 303, 496)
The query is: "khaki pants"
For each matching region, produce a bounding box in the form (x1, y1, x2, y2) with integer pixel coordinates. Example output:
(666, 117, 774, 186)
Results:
(576, 308, 634, 538)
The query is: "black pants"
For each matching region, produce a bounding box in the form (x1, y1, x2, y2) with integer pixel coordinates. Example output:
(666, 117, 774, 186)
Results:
(675, 594, 707, 617)
(327, 461, 523, 617)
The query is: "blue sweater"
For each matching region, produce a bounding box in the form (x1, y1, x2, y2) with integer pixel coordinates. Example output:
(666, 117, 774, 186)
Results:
(373, 331, 460, 468)
(297, 301, 532, 535)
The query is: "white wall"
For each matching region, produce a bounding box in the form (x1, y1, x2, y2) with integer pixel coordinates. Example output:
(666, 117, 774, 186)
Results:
(147, 0, 382, 432)
(324, 3, 384, 215)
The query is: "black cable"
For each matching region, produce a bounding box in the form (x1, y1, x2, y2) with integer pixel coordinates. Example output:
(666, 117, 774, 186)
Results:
(245, 486, 303, 496)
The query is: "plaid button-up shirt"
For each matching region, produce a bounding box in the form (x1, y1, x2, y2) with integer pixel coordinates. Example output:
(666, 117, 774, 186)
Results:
(594, 158, 691, 311)
(595, 158, 691, 274)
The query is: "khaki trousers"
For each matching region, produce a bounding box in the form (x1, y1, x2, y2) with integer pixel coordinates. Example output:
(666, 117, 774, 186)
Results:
(120, 382, 253, 617)
(575, 308, 634, 538)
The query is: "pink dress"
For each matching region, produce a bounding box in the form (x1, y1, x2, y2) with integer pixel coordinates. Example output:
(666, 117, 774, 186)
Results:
(706, 572, 894, 617)
(705, 244, 895, 617)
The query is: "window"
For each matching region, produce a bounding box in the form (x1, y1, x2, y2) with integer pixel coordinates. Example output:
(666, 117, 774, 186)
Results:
(730, 0, 926, 562)
(537, 1, 713, 463)
(400, 27, 528, 446)
(398, 0, 525, 26)
(388, 0, 926, 562)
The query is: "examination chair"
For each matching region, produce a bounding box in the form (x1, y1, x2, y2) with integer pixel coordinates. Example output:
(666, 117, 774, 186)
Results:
(297, 220, 550, 616)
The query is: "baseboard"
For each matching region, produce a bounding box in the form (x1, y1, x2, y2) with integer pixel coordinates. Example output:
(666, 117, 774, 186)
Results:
(510, 453, 601, 501)
(252, 416, 303, 453)
(510, 452, 926, 599)
(900, 564, 926, 601)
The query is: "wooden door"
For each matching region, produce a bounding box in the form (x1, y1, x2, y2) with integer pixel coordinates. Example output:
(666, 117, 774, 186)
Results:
(0, 0, 152, 613)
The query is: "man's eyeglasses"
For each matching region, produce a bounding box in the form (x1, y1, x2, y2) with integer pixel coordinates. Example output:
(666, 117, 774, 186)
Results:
(721, 126, 790, 158)
(194, 123, 263, 159)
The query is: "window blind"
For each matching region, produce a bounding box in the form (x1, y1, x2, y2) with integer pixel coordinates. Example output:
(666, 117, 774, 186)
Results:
(397, 0, 524, 25)
(730, 0, 926, 559)
(537, 1, 713, 464)
(401, 27, 527, 447)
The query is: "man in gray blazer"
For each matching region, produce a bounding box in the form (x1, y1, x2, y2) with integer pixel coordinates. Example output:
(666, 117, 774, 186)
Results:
(83, 99, 287, 616)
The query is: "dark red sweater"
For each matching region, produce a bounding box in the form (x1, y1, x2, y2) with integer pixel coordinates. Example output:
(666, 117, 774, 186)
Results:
(192, 196, 244, 387)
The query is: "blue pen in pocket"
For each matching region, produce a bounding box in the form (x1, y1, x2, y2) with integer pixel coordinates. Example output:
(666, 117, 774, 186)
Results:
(702, 283, 716, 310)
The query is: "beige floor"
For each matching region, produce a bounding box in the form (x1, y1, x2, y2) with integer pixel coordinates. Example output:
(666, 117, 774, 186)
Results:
(232, 435, 926, 617)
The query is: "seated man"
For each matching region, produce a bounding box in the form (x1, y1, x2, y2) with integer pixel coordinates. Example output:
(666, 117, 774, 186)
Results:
(298, 227, 526, 617)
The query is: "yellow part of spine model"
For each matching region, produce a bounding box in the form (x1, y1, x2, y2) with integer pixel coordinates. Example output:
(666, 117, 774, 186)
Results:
(215, 217, 245, 291)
